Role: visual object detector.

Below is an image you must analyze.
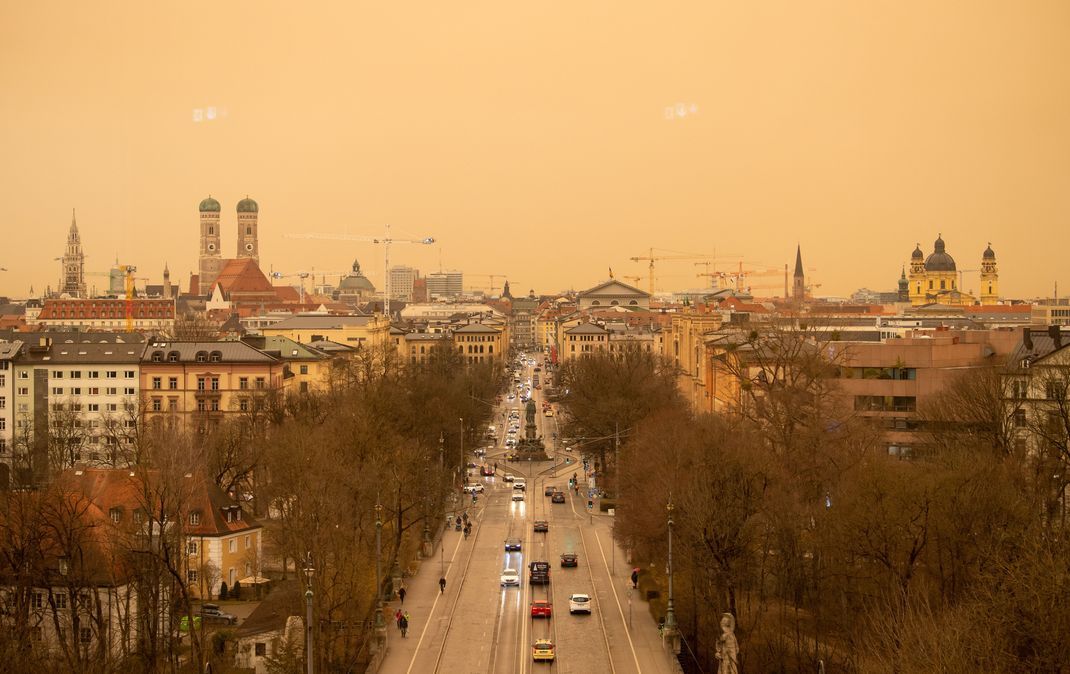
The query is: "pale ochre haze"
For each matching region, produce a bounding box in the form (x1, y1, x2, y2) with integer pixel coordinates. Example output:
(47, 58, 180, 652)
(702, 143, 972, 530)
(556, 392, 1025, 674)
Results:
(2, 2, 1068, 298)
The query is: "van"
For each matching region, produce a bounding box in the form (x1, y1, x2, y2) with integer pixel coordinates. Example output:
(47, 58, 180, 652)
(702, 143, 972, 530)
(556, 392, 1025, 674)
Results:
(529, 560, 550, 584)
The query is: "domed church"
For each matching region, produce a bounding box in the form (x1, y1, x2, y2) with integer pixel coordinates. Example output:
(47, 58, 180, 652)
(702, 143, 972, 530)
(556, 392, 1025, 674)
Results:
(906, 235, 999, 306)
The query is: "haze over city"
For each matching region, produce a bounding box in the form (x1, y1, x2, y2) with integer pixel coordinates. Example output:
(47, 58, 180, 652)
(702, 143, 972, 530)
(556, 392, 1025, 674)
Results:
(3, 1, 1069, 298)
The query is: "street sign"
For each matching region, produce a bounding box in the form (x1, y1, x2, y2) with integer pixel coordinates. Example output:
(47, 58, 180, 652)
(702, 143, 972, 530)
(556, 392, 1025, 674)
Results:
(587, 499, 593, 509)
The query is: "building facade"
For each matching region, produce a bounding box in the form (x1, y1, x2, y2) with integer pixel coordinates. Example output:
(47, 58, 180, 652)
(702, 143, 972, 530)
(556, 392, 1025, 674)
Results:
(427, 271, 463, 299)
(907, 236, 998, 306)
(31, 298, 176, 333)
(388, 266, 419, 302)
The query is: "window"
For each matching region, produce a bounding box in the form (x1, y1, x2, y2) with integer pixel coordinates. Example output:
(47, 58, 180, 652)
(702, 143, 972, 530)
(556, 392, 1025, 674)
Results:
(17, 387, 28, 395)
(197, 377, 206, 391)
(110, 507, 122, 523)
(187, 541, 199, 555)
(152, 377, 162, 389)
(189, 512, 201, 526)
(123, 371, 135, 379)
(88, 387, 99, 395)
(106, 371, 117, 379)
(79, 627, 92, 644)
(106, 403, 118, 412)
(106, 387, 117, 395)
(187, 569, 198, 583)
(245, 534, 251, 549)
(88, 403, 98, 412)
(209, 351, 222, 363)
(52, 370, 63, 379)
(18, 371, 28, 379)
(229, 539, 236, 553)
(31, 592, 43, 609)
(168, 377, 178, 390)
(52, 387, 64, 395)
(255, 642, 266, 657)
(255, 377, 266, 389)
(151, 351, 163, 363)
(210, 399, 220, 412)
(168, 398, 178, 412)
(1014, 409, 1027, 428)
(239, 398, 249, 412)
(54, 592, 68, 608)
(168, 352, 179, 363)
(211, 377, 219, 390)
(123, 387, 135, 395)
(299, 365, 308, 375)
(239, 377, 248, 390)
(152, 398, 162, 412)
(0, 398, 4, 410)
(88, 371, 98, 379)
(195, 352, 208, 363)
(1046, 380, 1065, 400)
(71, 387, 81, 396)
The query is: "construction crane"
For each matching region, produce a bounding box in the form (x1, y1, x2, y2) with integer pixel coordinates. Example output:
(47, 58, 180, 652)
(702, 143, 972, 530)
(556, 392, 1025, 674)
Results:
(285, 225, 435, 317)
(87, 266, 141, 331)
(629, 248, 722, 294)
(465, 273, 508, 293)
(271, 270, 349, 304)
(956, 269, 980, 292)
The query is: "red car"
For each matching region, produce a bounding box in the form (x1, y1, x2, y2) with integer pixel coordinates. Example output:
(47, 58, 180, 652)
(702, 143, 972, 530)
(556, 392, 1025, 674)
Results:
(530, 600, 552, 618)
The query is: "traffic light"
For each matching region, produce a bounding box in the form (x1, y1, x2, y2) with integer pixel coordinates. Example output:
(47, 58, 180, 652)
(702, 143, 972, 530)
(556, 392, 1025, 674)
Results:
(587, 500, 593, 509)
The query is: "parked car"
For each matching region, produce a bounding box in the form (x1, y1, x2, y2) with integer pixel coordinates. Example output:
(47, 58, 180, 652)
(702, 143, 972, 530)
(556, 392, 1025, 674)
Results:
(504, 538, 522, 551)
(501, 568, 520, 586)
(199, 603, 237, 625)
(532, 639, 555, 662)
(568, 594, 591, 614)
(560, 552, 578, 567)
(530, 600, 552, 618)
(533, 519, 549, 532)
(551, 492, 566, 504)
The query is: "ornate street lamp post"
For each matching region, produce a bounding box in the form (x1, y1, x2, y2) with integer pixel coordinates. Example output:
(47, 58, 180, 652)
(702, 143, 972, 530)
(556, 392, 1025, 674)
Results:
(663, 498, 680, 655)
(303, 552, 314, 674)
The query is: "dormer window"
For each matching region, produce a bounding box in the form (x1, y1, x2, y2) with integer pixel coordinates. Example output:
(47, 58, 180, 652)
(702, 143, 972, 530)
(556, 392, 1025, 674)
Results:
(168, 351, 179, 363)
(209, 351, 222, 363)
(195, 351, 208, 363)
(151, 351, 163, 363)
(109, 507, 122, 524)
(189, 511, 201, 526)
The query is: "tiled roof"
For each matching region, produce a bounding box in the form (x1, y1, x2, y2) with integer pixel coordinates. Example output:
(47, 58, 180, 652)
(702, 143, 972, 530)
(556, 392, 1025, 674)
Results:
(0, 340, 22, 359)
(566, 322, 609, 335)
(242, 335, 329, 360)
(142, 340, 278, 363)
(18, 341, 146, 364)
(267, 315, 375, 330)
(453, 322, 501, 333)
(213, 259, 275, 294)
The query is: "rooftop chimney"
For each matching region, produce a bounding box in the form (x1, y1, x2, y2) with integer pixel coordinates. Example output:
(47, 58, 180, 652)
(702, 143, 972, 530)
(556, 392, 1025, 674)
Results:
(1050, 325, 1062, 350)
(1023, 327, 1033, 351)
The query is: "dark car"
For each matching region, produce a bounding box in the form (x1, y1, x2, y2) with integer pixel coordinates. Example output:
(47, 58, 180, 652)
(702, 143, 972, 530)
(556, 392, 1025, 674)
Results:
(551, 492, 566, 504)
(199, 603, 237, 625)
(533, 519, 549, 532)
(560, 552, 578, 567)
(544, 485, 555, 496)
(505, 538, 522, 552)
(529, 560, 551, 585)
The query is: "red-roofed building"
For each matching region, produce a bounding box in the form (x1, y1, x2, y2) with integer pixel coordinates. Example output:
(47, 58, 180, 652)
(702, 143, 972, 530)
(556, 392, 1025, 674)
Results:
(31, 298, 176, 332)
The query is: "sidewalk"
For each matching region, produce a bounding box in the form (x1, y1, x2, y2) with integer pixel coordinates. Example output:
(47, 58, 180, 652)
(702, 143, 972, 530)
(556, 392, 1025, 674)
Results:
(377, 517, 465, 674)
(588, 509, 682, 674)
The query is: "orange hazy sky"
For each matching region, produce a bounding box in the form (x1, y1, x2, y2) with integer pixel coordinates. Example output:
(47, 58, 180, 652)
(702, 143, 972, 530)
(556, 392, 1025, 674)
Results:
(2, 1, 1068, 299)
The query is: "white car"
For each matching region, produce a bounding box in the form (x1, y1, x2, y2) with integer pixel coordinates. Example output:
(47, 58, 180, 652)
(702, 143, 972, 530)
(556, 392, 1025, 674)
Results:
(512, 492, 525, 502)
(513, 480, 526, 492)
(501, 568, 520, 586)
(568, 594, 591, 614)
(463, 483, 485, 494)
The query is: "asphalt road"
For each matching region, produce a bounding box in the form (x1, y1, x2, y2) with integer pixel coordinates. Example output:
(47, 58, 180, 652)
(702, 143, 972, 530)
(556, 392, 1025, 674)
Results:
(383, 356, 675, 674)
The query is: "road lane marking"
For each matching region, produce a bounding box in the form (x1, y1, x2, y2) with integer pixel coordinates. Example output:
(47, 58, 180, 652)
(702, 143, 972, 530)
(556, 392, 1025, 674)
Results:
(591, 524, 643, 673)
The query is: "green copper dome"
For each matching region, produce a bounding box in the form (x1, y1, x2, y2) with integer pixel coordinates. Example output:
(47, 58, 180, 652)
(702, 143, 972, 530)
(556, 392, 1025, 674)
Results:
(199, 196, 221, 212)
(236, 196, 259, 213)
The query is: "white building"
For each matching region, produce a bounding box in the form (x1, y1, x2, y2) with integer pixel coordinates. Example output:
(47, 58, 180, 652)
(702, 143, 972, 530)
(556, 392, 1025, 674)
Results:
(0, 341, 20, 473)
(427, 271, 463, 299)
(388, 266, 419, 302)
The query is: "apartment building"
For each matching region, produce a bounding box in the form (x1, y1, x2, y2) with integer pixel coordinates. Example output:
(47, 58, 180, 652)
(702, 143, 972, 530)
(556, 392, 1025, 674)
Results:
(452, 322, 506, 364)
(0, 342, 20, 468)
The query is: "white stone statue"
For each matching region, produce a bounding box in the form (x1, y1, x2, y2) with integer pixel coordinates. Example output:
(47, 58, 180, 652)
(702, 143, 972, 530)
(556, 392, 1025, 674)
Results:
(715, 612, 739, 674)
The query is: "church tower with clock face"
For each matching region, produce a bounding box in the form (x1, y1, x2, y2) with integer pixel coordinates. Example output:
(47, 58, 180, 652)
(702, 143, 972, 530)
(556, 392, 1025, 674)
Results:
(235, 196, 259, 264)
(198, 195, 223, 292)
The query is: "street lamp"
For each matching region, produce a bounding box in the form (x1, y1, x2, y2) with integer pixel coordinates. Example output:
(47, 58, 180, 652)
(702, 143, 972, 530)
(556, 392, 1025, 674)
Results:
(459, 417, 465, 475)
(374, 501, 385, 634)
(663, 498, 680, 655)
(303, 552, 314, 674)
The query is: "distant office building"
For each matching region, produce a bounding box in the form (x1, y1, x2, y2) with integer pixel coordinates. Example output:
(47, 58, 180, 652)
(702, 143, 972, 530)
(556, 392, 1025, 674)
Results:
(427, 271, 463, 299)
(389, 266, 419, 302)
(412, 278, 428, 303)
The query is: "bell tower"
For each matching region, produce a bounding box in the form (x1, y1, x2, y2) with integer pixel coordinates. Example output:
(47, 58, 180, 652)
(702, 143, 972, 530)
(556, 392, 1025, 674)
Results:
(236, 196, 259, 263)
(198, 196, 223, 293)
(60, 209, 87, 297)
(980, 243, 998, 305)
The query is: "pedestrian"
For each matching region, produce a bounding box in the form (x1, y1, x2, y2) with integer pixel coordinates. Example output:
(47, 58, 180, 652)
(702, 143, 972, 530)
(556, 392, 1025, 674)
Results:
(399, 613, 409, 638)
(398, 587, 406, 605)
(631, 568, 639, 589)
(395, 609, 403, 629)
(439, 576, 447, 593)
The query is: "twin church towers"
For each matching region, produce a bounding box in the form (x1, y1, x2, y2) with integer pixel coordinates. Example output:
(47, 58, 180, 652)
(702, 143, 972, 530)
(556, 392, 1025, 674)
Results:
(197, 195, 259, 291)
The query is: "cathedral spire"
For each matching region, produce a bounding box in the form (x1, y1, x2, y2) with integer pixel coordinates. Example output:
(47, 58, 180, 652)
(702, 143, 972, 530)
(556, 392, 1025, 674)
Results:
(794, 244, 804, 277)
(69, 208, 80, 243)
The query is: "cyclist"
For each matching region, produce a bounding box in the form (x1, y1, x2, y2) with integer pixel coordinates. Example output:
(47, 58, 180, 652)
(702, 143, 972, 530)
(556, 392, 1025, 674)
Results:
(439, 577, 447, 593)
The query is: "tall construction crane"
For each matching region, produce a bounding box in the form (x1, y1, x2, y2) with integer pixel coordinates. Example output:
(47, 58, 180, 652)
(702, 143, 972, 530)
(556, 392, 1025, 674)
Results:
(270, 270, 349, 304)
(465, 273, 508, 293)
(88, 266, 142, 331)
(285, 225, 435, 317)
(629, 248, 719, 295)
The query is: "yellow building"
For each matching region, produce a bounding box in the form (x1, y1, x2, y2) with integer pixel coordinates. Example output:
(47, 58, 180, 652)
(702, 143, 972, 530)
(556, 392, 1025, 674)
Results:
(452, 322, 507, 364)
(261, 314, 391, 350)
(907, 236, 999, 306)
(241, 335, 333, 394)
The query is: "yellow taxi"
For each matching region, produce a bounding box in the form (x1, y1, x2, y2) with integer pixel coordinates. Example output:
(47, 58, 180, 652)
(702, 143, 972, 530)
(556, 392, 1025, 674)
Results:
(532, 638, 555, 662)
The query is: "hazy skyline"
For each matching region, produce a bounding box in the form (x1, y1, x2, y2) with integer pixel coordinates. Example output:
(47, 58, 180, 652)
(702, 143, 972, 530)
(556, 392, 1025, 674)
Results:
(2, 2, 1069, 299)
